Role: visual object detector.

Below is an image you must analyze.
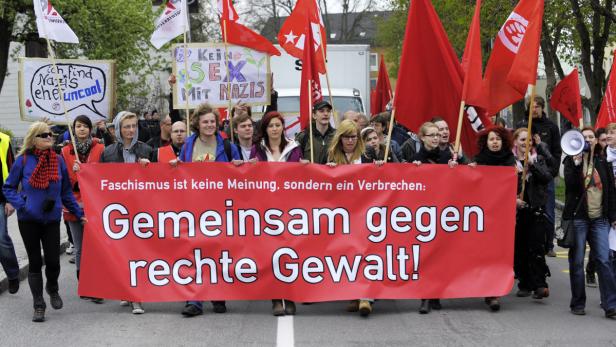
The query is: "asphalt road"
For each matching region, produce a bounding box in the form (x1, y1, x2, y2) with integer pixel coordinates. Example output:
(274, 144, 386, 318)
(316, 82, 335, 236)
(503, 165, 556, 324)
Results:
(0, 249, 615, 346)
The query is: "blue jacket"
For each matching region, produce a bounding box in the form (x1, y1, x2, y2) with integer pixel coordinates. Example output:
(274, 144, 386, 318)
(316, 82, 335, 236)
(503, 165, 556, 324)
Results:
(179, 133, 240, 162)
(3, 151, 83, 223)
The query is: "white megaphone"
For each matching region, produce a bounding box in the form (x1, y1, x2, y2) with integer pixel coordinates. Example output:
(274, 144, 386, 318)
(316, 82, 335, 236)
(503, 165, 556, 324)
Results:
(560, 129, 588, 156)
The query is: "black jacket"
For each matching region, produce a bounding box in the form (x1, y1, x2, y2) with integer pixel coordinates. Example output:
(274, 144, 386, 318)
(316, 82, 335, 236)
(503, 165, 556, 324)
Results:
(562, 154, 616, 223)
(361, 144, 399, 163)
(517, 113, 561, 177)
(517, 143, 556, 208)
(295, 124, 336, 164)
(100, 142, 155, 163)
(411, 145, 451, 164)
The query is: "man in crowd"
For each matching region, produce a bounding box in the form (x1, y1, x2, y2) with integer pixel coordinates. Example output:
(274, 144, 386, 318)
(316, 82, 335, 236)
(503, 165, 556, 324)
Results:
(146, 114, 173, 149)
(296, 101, 336, 164)
(342, 110, 360, 126)
(517, 96, 561, 258)
(232, 113, 255, 161)
(156, 121, 187, 162)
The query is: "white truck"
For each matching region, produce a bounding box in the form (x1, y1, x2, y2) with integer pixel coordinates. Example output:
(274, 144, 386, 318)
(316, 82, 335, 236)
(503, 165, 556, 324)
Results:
(259, 44, 371, 137)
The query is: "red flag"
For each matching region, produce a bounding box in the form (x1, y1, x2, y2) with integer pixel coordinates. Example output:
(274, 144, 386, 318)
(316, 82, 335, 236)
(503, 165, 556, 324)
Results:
(596, 52, 616, 129)
(482, 0, 544, 115)
(393, 0, 489, 157)
(299, 22, 323, 130)
(371, 54, 392, 115)
(277, 0, 327, 74)
(461, 0, 484, 105)
(549, 68, 583, 127)
(217, 0, 280, 56)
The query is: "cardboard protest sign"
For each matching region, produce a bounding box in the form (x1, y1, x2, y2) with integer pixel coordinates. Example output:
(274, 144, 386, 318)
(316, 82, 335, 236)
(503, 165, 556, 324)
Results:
(78, 162, 516, 302)
(171, 43, 271, 109)
(19, 58, 116, 124)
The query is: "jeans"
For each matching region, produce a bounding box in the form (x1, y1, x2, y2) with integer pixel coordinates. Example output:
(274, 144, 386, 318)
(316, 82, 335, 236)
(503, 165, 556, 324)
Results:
(0, 203, 19, 280)
(569, 218, 616, 311)
(545, 179, 556, 251)
(68, 221, 84, 271)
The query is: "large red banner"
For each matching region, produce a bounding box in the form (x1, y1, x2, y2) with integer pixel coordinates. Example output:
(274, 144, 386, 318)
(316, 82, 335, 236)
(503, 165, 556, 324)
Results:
(78, 163, 516, 302)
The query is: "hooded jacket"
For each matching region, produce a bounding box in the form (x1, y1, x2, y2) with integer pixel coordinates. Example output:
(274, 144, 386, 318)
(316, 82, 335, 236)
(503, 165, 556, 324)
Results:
(100, 112, 154, 163)
(179, 133, 240, 162)
(3, 151, 83, 223)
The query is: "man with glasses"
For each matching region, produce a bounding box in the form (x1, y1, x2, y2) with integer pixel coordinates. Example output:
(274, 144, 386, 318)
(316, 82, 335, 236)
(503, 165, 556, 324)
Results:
(156, 121, 187, 163)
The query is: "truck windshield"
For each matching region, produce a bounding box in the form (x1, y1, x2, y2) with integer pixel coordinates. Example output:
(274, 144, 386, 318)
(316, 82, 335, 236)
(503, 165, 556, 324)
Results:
(277, 96, 364, 114)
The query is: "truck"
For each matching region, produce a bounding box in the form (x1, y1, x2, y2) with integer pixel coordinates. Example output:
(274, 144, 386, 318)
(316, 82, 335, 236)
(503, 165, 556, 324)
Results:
(257, 44, 371, 137)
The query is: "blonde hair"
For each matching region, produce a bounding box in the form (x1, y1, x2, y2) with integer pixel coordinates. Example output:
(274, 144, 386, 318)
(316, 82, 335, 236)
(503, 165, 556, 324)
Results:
(418, 122, 439, 138)
(328, 119, 364, 164)
(20, 121, 51, 155)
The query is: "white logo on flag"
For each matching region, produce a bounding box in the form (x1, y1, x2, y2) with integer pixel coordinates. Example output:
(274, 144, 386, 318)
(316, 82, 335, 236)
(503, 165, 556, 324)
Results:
(150, 0, 188, 49)
(33, 0, 79, 44)
(498, 12, 528, 54)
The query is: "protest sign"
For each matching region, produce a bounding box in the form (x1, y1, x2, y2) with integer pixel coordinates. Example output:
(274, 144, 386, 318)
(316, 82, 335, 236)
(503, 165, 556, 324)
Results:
(171, 43, 271, 109)
(18, 58, 116, 124)
(78, 163, 516, 302)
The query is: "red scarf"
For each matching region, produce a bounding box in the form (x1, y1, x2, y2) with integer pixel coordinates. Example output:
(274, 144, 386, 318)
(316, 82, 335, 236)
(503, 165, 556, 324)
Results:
(29, 149, 59, 189)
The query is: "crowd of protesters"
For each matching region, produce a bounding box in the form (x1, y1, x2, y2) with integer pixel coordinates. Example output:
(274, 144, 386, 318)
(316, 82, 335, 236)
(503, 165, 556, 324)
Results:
(2, 82, 616, 323)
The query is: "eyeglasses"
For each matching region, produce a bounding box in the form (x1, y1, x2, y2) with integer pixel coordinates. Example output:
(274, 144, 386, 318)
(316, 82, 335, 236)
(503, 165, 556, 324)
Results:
(424, 133, 440, 138)
(36, 132, 53, 139)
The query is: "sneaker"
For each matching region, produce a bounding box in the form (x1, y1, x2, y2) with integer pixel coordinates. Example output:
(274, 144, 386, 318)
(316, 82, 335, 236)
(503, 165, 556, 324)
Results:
(120, 300, 130, 307)
(65, 244, 74, 255)
(546, 249, 556, 257)
(358, 300, 372, 317)
(181, 304, 203, 317)
(586, 272, 597, 288)
(605, 309, 616, 319)
(485, 298, 500, 312)
(346, 300, 359, 312)
(212, 301, 227, 313)
(48, 292, 63, 310)
(272, 300, 285, 316)
(68, 256, 76, 264)
(532, 287, 549, 299)
(284, 300, 296, 315)
(131, 302, 145, 314)
(516, 289, 531, 297)
(571, 308, 586, 315)
(32, 307, 45, 323)
(90, 297, 104, 304)
(8, 278, 19, 294)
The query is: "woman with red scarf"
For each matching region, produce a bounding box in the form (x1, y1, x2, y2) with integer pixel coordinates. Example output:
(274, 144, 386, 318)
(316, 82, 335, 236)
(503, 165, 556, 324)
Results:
(3, 122, 84, 323)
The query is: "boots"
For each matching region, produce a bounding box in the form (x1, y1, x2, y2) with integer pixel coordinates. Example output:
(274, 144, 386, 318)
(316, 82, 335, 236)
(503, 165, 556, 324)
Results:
(28, 273, 46, 322)
(46, 281, 63, 310)
(272, 300, 285, 316)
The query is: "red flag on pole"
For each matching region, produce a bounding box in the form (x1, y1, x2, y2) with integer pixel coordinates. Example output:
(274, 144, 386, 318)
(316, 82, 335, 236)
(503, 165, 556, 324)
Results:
(217, 0, 280, 56)
(393, 0, 488, 157)
(461, 0, 483, 105)
(299, 21, 323, 130)
(277, 0, 327, 74)
(481, 0, 544, 115)
(549, 68, 583, 127)
(371, 54, 392, 115)
(596, 52, 616, 129)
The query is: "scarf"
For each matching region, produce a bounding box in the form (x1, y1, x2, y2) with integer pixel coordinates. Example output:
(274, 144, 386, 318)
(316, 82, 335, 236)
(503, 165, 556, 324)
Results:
(29, 149, 59, 189)
(474, 148, 516, 167)
(75, 137, 93, 163)
(417, 145, 442, 164)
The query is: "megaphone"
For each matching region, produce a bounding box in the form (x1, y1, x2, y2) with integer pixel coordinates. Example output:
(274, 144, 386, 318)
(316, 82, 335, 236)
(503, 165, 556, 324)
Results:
(561, 129, 589, 156)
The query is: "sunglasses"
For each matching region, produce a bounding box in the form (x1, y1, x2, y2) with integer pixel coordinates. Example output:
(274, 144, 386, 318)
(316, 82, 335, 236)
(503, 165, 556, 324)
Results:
(35, 132, 53, 139)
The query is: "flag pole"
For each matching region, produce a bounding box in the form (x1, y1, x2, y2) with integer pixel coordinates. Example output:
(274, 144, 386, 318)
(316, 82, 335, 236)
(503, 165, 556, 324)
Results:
(45, 39, 79, 161)
(383, 108, 397, 162)
(453, 100, 466, 159)
(223, 20, 234, 143)
(183, 31, 191, 135)
(308, 79, 315, 163)
(520, 84, 537, 199)
(319, 47, 337, 127)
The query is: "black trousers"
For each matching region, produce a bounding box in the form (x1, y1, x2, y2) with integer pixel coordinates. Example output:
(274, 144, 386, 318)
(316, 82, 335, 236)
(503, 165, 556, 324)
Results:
(18, 220, 61, 288)
(514, 208, 551, 291)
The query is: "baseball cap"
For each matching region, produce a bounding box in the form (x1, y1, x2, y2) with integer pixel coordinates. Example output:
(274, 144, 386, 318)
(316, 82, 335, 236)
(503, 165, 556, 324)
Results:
(313, 100, 332, 112)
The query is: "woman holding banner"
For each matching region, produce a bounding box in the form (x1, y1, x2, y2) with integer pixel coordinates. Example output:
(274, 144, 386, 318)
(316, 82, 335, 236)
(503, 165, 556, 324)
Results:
(179, 103, 241, 317)
(61, 116, 105, 303)
(3, 121, 85, 322)
(327, 119, 377, 317)
(511, 128, 556, 302)
(563, 127, 616, 318)
(250, 111, 302, 316)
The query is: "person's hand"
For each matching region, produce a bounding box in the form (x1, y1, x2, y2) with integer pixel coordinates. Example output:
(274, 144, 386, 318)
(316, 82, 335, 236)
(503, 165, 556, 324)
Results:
(169, 159, 179, 167)
(448, 159, 458, 168)
(41, 117, 51, 125)
(80, 216, 88, 224)
(168, 74, 176, 86)
(533, 133, 541, 145)
(374, 160, 385, 167)
(468, 162, 477, 168)
(326, 162, 337, 168)
(96, 120, 106, 131)
(573, 154, 583, 166)
(413, 161, 422, 166)
(72, 162, 80, 173)
(232, 159, 244, 166)
(138, 158, 150, 167)
(516, 199, 527, 209)
(300, 159, 310, 165)
(4, 203, 15, 217)
(247, 158, 257, 164)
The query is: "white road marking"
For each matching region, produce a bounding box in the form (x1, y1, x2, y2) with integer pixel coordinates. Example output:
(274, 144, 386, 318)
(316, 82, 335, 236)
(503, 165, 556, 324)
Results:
(276, 316, 295, 347)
